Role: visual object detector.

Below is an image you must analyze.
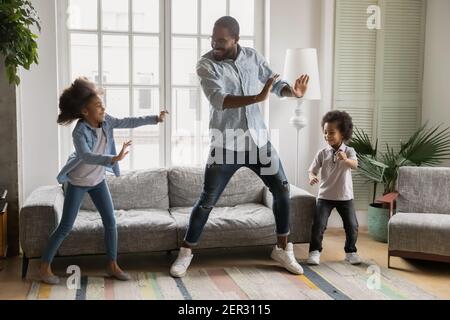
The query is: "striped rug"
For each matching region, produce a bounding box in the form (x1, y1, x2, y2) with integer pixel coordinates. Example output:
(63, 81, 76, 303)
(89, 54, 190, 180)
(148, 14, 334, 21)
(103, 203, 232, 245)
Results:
(27, 261, 437, 300)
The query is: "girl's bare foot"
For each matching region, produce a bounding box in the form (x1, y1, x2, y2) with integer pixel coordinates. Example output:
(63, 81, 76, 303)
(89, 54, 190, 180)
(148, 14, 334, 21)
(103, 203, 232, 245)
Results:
(106, 261, 131, 281)
(39, 262, 60, 285)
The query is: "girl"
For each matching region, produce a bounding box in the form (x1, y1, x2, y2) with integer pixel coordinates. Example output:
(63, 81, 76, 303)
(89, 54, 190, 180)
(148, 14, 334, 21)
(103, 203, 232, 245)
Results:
(307, 110, 361, 265)
(39, 77, 168, 284)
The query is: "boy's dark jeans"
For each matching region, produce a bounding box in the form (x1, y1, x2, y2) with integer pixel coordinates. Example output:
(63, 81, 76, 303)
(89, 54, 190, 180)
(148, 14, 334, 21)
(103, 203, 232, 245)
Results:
(309, 199, 359, 253)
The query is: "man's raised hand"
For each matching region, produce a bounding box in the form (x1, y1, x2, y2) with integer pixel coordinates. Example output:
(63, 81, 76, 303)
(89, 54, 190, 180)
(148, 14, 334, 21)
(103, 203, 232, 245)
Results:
(256, 74, 280, 102)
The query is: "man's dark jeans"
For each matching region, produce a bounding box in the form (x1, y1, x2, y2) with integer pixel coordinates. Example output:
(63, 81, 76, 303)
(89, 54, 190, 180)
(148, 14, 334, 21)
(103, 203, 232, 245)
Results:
(184, 143, 291, 246)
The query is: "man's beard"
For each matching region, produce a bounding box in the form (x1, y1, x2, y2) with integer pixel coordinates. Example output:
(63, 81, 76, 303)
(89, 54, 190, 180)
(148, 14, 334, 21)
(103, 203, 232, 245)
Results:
(213, 47, 234, 61)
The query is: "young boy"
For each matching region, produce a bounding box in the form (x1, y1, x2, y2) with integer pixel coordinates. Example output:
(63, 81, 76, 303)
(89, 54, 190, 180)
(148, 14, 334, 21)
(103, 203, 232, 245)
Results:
(307, 110, 361, 265)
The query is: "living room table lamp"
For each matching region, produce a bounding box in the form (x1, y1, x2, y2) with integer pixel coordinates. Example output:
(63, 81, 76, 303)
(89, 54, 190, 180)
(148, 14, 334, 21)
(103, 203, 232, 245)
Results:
(283, 48, 321, 186)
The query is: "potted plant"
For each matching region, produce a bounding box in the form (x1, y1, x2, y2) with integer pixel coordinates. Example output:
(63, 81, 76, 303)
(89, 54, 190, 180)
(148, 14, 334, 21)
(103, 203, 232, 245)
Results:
(348, 124, 450, 242)
(0, 0, 40, 255)
(0, 0, 41, 84)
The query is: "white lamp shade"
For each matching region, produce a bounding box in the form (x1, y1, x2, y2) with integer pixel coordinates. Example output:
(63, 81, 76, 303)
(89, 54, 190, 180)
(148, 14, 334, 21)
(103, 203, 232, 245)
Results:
(283, 48, 321, 100)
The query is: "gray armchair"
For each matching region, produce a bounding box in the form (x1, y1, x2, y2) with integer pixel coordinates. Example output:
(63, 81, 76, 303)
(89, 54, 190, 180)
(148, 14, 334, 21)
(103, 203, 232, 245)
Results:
(386, 166, 450, 267)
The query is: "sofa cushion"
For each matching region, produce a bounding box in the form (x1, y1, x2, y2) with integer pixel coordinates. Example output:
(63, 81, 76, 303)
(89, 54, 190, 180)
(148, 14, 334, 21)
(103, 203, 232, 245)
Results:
(58, 209, 177, 255)
(170, 204, 277, 248)
(168, 166, 265, 207)
(81, 169, 169, 211)
(397, 167, 450, 215)
(388, 212, 450, 257)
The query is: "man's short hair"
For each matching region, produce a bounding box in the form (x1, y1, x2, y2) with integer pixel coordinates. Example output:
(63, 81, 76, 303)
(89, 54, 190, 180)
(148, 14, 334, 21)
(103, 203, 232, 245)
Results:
(214, 16, 240, 38)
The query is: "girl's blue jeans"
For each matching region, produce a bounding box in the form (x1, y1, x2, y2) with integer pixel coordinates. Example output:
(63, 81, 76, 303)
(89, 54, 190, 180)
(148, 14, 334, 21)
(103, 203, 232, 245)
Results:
(41, 180, 117, 263)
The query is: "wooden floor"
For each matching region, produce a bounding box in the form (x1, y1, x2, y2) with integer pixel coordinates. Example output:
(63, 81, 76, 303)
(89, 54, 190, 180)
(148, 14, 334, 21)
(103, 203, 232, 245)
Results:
(1, 228, 449, 300)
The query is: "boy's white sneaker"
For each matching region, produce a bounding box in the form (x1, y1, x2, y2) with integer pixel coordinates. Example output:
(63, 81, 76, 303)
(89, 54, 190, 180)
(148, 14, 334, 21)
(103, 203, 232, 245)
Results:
(170, 247, 193, 278)
(345, 252, 362, 265)
(270, 242, 304, 275)
(307, 250, 321, 265)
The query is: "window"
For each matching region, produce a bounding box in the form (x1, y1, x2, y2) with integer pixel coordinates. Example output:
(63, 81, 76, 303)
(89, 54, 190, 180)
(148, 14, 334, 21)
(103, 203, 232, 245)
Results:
(170, 0, 261, 166)
(59, 0, 264, 170)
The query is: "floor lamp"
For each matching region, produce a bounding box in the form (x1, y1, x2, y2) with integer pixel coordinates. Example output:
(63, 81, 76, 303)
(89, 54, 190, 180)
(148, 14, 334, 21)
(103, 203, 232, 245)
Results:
(283, 48, 321, 186)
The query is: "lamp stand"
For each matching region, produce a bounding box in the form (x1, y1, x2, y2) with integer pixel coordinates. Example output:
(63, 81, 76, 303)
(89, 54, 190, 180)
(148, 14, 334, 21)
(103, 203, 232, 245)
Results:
(289, 99, 306, 186)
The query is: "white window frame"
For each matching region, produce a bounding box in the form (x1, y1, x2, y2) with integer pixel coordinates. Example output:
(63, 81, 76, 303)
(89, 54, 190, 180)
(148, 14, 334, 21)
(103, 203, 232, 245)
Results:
(57, 0, 266, 170)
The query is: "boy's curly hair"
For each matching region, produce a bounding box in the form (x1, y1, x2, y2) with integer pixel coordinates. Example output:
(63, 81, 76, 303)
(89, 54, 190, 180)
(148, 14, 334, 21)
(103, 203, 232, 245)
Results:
(321, 110, 354, 141)
(57, 77, 103, 125)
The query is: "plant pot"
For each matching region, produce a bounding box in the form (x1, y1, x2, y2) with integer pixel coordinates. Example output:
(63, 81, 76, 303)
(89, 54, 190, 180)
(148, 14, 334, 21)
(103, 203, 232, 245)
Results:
(367, 203, 389, 243)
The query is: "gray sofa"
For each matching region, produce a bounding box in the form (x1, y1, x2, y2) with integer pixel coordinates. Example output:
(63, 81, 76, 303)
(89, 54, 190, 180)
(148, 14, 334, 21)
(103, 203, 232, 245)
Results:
(20, 167, 316, 278)
(388, 166, 450, 267)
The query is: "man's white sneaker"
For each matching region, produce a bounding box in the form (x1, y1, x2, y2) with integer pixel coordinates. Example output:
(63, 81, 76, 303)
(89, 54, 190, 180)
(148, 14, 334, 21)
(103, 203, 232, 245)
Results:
(345, 252, 362, 265)
(170, 247, 194, 278)
(270, 242, 304, 275)
(307, 250, 321, 265)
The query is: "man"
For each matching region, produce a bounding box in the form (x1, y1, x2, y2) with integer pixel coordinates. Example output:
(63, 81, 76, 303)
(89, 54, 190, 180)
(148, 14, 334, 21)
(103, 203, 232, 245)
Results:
(170, 16, 309, 278)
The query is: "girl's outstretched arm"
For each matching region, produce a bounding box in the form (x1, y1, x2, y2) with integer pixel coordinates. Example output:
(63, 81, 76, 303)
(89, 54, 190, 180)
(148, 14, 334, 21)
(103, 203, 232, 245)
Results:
(106, 113, 159, 129)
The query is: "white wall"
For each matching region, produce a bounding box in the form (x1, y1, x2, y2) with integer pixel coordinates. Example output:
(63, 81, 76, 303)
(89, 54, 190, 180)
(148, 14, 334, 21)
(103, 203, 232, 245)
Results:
(268, 0, 324, 193)
(18, 0, 59, 203)
(422, 0, 450, 167)
(268, 0, 366, 227)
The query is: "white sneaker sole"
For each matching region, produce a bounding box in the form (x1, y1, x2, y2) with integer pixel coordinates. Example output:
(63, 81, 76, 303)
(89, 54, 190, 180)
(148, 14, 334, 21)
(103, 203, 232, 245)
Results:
(170, 269, 187, 278)
(271, 253, 304, 275)
(307, 259, 320, 266)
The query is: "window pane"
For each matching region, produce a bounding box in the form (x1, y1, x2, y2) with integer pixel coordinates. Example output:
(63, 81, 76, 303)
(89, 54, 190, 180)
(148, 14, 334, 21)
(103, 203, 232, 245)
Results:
(102, 0, 128, 31)
(103, 35, 129, 84)
(172, 88, 208, 166)
(201, 0, 226, 35)
(172, 0, 197, 34)
(70, 33, 98, 82)
(200, 38, 210, 56)
(114, 134, 131, 171)
(67, 0, 97, 30)
(133, 88, 160, 133)
(104, 88, 131, 171)
(133, 88, 160, 169)
(133, 36, 159, 85)
(104, 87, 130, 118)
(230, 0, 254, 36)
(172, 37, 198, 85)
(239, 39, 254, 48)
(133, 0, 159, 33)
(132, 140, 159, 169)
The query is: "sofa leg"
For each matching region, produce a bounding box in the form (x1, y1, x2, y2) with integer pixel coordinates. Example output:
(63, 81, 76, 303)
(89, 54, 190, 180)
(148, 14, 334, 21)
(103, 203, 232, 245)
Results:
(387, 253, 391, 269)
(22, 254, 30, 279)
(166, 250, 172, 255)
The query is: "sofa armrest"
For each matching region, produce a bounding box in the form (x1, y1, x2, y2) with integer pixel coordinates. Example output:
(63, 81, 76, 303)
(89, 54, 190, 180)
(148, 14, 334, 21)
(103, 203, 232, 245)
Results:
(375, 192, 399, 218)
(19, 186, 64, 258)
(263, 184, 316, 243)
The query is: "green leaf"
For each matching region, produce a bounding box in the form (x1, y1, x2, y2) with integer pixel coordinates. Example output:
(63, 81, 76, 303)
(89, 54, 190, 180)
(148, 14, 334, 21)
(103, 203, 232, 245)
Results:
(355, 154, 388, 184)
(348, 127, 377, 156)
(0, 0, 41, 85)
(351, 124, 450, 195)
(400, 124, 450, 166)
